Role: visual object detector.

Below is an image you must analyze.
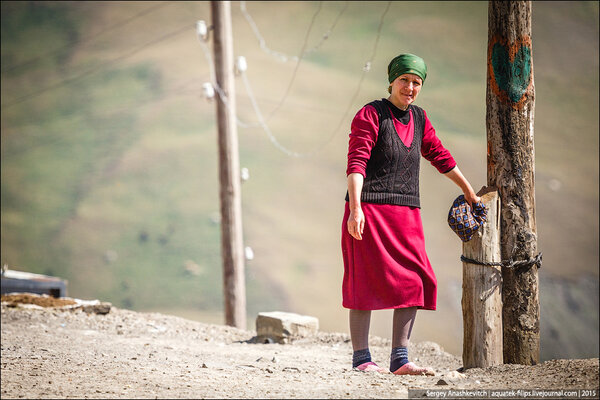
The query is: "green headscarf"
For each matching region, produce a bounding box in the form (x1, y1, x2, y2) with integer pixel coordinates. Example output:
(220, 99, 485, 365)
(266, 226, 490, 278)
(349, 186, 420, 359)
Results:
(387, 54, 427, 93)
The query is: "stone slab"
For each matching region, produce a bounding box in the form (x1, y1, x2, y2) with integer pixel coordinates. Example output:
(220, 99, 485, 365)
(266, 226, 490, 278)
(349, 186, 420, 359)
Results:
(256, 311, 319, 344)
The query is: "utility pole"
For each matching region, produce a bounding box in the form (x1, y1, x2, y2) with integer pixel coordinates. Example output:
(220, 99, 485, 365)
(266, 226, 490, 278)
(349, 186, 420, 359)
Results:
(486, 1, 540, 364)
(211, 0, 246, 329)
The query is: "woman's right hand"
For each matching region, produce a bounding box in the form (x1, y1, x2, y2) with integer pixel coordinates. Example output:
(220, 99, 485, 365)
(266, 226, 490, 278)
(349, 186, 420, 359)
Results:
(347, 207, 365, 240)
(347, 173, 365, 240)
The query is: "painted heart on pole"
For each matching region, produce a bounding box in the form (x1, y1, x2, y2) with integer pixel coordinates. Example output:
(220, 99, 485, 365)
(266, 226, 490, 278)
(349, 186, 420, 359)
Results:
(488, 35, 533, 109)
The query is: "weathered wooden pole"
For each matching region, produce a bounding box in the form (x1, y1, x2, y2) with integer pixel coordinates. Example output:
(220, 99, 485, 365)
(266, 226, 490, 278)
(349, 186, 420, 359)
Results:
(462, 187, 503, 368)
(211, 0, 247, 329)
(486, 1, 540, 365)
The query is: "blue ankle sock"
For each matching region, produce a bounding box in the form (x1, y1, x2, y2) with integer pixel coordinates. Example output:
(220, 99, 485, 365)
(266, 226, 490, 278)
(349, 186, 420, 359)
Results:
(390, 346, 409, 372)
(352, 348, 372, 368)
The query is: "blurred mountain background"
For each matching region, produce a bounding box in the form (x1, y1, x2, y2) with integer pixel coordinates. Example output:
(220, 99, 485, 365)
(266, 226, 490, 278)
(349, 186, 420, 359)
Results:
(1, 1, 598, 361)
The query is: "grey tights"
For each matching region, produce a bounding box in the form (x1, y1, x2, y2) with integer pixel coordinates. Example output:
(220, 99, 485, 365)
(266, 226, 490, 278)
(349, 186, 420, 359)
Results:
(349, 307, 417, 351)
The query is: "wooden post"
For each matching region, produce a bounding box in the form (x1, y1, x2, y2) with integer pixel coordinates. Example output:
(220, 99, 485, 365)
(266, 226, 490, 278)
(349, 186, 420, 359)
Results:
(211, 0, 246, 329)
(462, 187, 503, 369)
(486, 0, 539, 364)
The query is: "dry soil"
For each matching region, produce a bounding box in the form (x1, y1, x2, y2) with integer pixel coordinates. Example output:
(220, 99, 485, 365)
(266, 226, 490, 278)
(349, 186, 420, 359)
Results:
(1, 294, 598, 399)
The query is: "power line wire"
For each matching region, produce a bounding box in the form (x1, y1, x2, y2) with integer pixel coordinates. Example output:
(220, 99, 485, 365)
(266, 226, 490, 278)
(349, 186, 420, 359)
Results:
(238, 1, 392, 158)
(238, 92, 340, 115)
(196, 35, 260, 129)
(1, 2, 171, 74)
(196, 1, 392, 157)
(240, 71, 302, 157)
(5, 2, 391, 159)
(1, 23, 194, 110)
(263, 1, 323, 121)
(239, 1, 295, 63)
(303, 1, 348, 56)
(329, 1, 391, 135)
(239, 1, 348, 62)
(196, 32, 335, 130)
(240, 1, 340, 123)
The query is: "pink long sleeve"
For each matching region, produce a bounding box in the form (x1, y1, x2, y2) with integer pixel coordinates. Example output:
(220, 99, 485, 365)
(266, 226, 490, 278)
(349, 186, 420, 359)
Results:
(346, 105, 379, 177)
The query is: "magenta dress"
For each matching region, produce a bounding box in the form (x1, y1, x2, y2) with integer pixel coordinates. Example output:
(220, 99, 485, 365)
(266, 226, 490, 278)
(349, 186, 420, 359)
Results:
(341, 102, 456, 311)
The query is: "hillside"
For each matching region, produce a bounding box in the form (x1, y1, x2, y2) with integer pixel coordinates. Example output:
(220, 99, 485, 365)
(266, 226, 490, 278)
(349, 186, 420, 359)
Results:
(1, 299, 598, 399)
(1, 1, 598, 361)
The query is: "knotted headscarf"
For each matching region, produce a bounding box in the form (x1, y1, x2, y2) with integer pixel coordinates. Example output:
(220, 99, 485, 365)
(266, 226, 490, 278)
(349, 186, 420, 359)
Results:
(387, 54, 427, 93)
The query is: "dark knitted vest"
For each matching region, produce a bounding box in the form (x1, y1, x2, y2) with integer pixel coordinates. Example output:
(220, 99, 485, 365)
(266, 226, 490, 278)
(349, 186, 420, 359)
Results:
(346, 99, 426, 208)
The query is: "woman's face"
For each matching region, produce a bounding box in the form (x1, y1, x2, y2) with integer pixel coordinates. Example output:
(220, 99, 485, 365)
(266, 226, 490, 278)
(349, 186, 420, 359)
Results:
(390, 73, 423, 109)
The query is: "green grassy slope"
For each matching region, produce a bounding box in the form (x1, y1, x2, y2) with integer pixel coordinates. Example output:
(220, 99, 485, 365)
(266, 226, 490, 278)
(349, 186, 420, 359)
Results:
(1, 1, 598, 360)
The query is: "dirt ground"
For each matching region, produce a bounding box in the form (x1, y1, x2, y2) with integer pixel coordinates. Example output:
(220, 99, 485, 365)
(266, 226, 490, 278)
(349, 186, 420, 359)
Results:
(1, 294, 598, 399)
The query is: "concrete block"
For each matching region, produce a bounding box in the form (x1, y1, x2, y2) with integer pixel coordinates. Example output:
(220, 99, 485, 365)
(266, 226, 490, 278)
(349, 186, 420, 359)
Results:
(256, 311, 319, 344)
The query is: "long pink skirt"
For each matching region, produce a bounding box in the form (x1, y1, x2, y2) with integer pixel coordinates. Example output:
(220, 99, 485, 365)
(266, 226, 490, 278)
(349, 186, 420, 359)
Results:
(341, 202, 437, 310)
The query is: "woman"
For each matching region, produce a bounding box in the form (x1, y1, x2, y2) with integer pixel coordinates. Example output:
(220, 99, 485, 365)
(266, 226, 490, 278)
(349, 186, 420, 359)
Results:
(341, 53, 480, 375)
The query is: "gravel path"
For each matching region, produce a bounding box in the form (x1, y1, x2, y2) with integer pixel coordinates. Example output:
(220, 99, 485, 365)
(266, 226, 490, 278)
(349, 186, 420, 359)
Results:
(1, 295, 598, 399)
